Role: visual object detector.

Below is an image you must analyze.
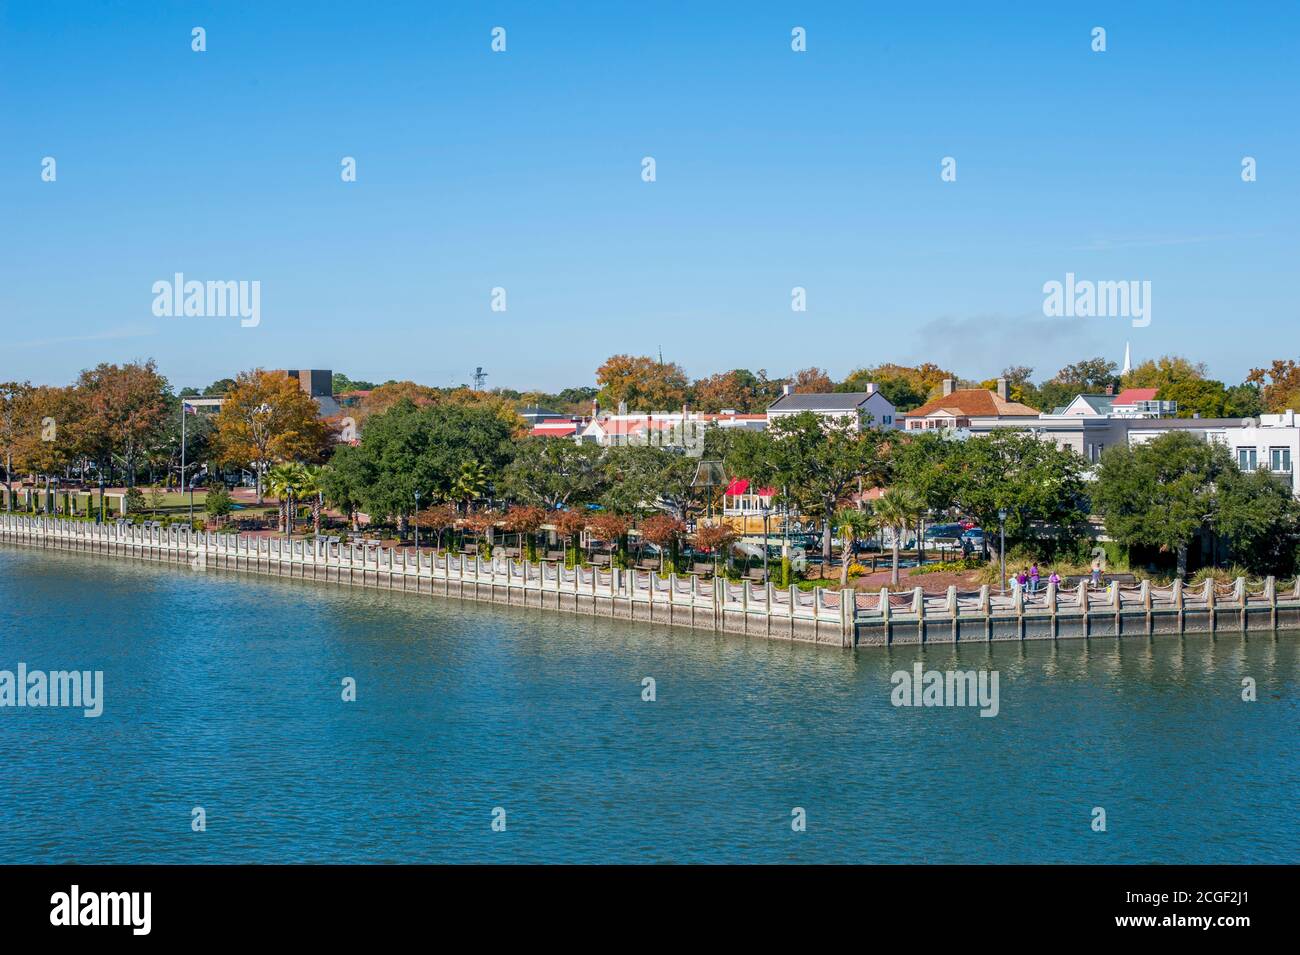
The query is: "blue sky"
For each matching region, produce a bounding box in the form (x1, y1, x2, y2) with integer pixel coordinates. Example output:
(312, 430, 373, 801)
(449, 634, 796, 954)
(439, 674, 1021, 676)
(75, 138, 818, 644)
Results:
(2, 1, 1296, 392)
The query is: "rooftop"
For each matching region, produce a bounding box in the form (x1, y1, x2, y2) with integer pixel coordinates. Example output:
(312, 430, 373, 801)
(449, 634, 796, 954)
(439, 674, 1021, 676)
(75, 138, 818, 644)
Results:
(1114, 387, 1160, 405)
(905, 388, 1040, 419)
(767, 391, 881, 412)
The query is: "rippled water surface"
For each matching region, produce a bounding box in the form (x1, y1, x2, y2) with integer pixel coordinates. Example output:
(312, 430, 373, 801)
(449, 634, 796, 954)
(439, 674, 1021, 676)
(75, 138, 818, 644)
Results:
(1, 546, 1296, 863)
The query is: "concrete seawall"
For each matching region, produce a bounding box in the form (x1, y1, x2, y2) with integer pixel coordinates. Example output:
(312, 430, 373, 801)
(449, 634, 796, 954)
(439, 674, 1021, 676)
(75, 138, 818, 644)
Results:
(3, 515, 1297, 647)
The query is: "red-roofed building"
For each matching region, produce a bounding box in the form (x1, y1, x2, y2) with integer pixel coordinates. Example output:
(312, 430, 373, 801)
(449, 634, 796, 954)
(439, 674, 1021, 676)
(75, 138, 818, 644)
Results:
(529, 421, 579, 438)
(722, 480, 782, 534)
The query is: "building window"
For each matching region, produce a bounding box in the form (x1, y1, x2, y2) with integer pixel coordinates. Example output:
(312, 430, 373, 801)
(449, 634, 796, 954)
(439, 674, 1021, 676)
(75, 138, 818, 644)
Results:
(1270, 447, 1292, 472)
(883, 415, 892, 425)
(1237, 448, 1258, 471)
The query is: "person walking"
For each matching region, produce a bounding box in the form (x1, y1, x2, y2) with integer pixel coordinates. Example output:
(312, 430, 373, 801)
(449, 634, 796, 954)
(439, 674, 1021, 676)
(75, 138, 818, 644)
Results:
(1090, 555, 1103, 589)
(1029, 563, 1040, 595)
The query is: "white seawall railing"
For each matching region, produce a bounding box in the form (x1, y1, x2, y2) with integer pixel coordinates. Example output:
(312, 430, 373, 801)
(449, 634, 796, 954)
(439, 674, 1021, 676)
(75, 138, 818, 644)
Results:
(0, 515, 857, 646)
(4, 515, 1298, 646)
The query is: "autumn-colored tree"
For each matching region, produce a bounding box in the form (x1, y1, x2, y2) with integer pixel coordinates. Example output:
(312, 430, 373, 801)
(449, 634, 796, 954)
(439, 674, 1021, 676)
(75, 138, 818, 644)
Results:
(211, 370, 335, 503)
(459, 509, 500, 558)
(549, 508, 588, 563)
(502, 504, 547, 560)
(595, 354, 689, 410)
(1246, 359, 1300, 413)
(75, 360, 171, 487)
(413, 503, 458, 550)
(693, 523, 737, 574)
(791, 367, 833, 393)
(1122, 355, 1206, 391)
(0, 381, 33, 510)
(690, 369, 775, 412)
(6, 385, 81, 513)
(839, 362, 953, 411)
(354, 380, 440, 425)
(587, 511, 632, 566)
(638, 513, 687, 572)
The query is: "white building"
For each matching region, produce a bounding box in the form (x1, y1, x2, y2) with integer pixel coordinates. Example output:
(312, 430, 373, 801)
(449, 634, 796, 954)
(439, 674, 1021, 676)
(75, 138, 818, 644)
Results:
(766, 384, 898, 430)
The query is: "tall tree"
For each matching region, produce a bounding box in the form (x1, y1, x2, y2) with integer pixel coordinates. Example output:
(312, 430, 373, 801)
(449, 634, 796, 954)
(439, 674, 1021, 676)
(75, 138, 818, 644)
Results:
(946, 431, 1089, 559)
(1093, 432, 1227, 578)
(872, 488, 924, 586)
(1245, 359, 1300, 413)
(791, 366, 833, 393)
(690, 369, 774, 412)
(76, 360, 171, 487)
(499, 438, 607, 509)
(0, 382, 33, 509)
(211, 370, 334, 503)
(726, 411, 889, 565)
(838, 363, 952, 411)
(595, 354, 689, 410)
(600, 445, 699, 521)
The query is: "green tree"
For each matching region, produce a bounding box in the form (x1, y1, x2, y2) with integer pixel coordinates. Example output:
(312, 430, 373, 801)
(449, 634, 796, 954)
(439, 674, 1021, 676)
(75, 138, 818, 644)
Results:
(1216, 468, 1300, 575)
(205, 486, 234, 526)
(872, 489, 924, 586)
(726, 411, 889, 565)
(500, 438, 607, 509)
(1093, 432, 1228, 578)
(947, 431, 1089, 559)
(600, 445, 699, 521)
(834, 506, 875, 586)
(320, 443, 373, 531)
(266, 461, 311, 536)
(1160, 378, 1229, 418)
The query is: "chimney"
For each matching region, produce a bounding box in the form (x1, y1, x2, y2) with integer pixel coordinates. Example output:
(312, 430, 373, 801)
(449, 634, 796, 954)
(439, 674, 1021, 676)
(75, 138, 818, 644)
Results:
(782, 383, 792, 396)
(618, 400, 627, 416)
(1105, 384, 1114, 396)
(942, 378, 954, 397)
(865, 382, 876, 395)
(996, 377, 1008, 401)
(592, 397, 600, 417)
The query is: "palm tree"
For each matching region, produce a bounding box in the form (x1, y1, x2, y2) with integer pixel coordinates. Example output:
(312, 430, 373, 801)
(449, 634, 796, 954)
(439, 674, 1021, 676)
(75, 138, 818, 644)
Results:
(835, 506, 875, 588)
(873, 487, 924, 587)
(265, 462, 310, 537)
(451, 460, 490, 513)
(300, 464, 325, 536)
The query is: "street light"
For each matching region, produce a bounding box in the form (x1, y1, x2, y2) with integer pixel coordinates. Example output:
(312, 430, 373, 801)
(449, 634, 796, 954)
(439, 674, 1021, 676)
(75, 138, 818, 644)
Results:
(760, 498, 771, 582)
(998, 508, 1008, 595)
(413, 489, 421, 548)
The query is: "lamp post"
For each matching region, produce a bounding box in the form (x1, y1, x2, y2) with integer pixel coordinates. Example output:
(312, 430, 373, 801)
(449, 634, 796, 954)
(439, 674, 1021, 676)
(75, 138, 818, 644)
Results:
(98, 473, 106, 524)
(188, 475, 198, 528)
(998, 508, 1008, 595)
(413, 489, 421, 548)
(760, 499, 771, 582)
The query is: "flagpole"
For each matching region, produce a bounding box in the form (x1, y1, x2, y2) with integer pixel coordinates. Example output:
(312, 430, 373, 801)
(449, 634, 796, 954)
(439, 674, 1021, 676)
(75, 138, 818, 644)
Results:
(181, 398, 190, 527)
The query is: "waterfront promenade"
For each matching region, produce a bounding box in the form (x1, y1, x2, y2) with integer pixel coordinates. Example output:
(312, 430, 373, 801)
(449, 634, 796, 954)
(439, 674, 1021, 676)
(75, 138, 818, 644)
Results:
(2, 515, 1297, 646)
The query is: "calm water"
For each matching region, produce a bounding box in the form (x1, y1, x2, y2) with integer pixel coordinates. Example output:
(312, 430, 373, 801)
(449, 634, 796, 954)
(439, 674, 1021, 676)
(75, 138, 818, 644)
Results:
(1, 545, 1296, 864)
